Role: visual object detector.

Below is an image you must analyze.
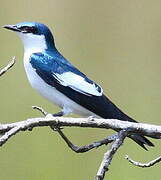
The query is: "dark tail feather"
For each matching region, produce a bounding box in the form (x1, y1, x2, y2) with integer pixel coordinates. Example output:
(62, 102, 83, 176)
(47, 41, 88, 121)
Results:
(93, 95, 155, 150)
(130, 134, 154, 150)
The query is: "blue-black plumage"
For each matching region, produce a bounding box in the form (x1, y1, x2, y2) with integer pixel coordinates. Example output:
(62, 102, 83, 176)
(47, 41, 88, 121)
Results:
(3, 22, 154, 150)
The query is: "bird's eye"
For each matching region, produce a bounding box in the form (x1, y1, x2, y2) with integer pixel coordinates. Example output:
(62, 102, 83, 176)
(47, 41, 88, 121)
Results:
(20, 26, 38, 34)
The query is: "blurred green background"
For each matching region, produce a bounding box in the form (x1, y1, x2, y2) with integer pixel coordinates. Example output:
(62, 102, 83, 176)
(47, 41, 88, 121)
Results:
(0, 0, 161, 179)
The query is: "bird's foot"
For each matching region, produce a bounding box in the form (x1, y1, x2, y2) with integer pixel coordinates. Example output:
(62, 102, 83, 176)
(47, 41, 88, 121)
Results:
(49, 111, 64, 131)
(88, 115, 96, 121)
(52, 111, 64, 117)
(45, 113, 54, 119)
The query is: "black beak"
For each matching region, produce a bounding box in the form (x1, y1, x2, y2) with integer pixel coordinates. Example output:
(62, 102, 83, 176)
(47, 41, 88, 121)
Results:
(3, 25, 21, 32)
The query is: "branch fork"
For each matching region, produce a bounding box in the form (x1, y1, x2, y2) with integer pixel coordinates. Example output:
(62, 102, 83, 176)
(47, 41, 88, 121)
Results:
(1, 58, 161, 180)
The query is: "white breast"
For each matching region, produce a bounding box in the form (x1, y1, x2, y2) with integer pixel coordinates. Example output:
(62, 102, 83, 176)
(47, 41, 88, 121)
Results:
(20, 32, 98, 116)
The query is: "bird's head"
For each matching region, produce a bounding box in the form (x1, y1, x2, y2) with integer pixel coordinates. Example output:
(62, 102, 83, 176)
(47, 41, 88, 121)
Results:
(3, 22, 55, 52)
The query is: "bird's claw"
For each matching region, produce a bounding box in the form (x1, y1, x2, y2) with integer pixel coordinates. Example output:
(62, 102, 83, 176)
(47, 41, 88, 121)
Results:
(88, 115, 95, 121)
(45, 113, 54, 119)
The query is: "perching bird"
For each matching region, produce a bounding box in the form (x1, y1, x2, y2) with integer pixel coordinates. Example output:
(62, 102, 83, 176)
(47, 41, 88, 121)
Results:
(3, 22, 154, 150)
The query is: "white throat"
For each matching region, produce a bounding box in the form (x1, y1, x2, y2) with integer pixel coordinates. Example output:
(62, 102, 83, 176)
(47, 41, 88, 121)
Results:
(17, 32, 47, 61)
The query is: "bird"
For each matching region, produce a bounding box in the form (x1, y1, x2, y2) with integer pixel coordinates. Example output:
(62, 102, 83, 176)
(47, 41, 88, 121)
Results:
(3, 22, 154, 150)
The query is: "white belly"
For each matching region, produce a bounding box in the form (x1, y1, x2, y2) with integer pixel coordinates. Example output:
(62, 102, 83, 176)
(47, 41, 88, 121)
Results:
(24, 60, 96, 117)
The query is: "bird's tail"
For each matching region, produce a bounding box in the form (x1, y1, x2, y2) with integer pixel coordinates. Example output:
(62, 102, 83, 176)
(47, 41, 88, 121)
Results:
(95, 95, 155, 150)
(129, 134, 154, 150)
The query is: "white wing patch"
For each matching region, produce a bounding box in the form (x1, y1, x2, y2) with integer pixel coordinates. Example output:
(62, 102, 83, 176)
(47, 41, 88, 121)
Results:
(52, 72, 103, 96)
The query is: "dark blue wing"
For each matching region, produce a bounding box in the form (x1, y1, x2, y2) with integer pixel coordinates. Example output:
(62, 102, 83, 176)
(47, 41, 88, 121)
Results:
(30, 52, 103, 96)
(29, 52, 154, 150)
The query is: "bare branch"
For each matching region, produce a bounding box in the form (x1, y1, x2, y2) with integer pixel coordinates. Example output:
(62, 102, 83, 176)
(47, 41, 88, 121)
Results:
(1, 58, 160, 179)
(125, 155, 161, 168)
(96, 130, 128, 180)
(0, 57, 16, 77)
(0, 116, 161, 145)
(0, 105, 160, 179)
(32, 105, 48, 116)
(33, 106, 116, 153)
(0, 115, 160, 139)
(0, 126, 21, 146)
(53, 127, 118, 153)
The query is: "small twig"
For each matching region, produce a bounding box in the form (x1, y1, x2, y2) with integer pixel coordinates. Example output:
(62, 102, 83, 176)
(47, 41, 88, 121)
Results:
(0, 56, 16, 77)
(96, 130, 129, 180)
(53, 126, 117, 153)
(125, 155, 161, 168)
(32, 106, 48, 116)
(33, 106, 116, 153)
(0, 105, 160, 179)
(1, 57, 160, 179)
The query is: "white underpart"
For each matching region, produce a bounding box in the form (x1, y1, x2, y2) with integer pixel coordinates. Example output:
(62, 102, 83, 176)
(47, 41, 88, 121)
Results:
(53, 72, 103, 96)
(17, 32, 47, 58)
(17, 32, 99, 117)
